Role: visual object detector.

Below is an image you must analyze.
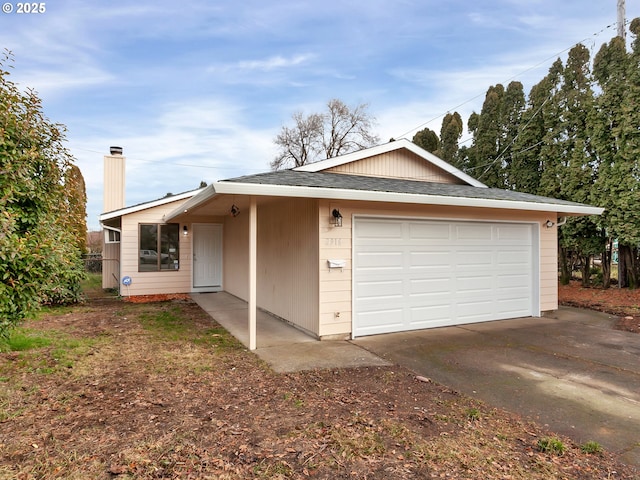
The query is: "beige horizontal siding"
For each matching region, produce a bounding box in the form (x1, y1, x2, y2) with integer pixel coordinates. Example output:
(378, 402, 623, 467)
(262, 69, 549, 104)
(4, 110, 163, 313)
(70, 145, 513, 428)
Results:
(318, 203, 354, 337)
(119, 200, 193, 297)
(326, 150, 464, 184)
(539, 223, 558, 311)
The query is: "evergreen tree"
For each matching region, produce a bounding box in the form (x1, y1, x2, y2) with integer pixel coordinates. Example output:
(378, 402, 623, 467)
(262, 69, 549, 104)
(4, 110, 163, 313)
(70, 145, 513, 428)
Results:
(456, 112, 480, 174)
(465, 82, 525, 188)
(496, 82, 526, 190)
(64, 164, 88, 255)
(552, 45, 601, 285)
(536, 59, 565, 200)
(473, 84, 505, 187)
(412, 127, 440, 153)
(439, 112, 463, 166)
(509, 82, 548, 193)
(591, 29, 640, 287)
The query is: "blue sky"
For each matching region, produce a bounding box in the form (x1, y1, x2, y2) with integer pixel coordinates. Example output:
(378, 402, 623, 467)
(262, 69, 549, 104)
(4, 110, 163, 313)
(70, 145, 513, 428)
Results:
(1, 0, 638, 230)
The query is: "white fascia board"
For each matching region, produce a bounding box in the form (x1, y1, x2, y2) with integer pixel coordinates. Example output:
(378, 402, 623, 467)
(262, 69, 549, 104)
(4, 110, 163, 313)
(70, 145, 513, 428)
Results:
(211, 181, 604, 216)
(165, 184, 218, 221)
(293, 139, 487, 188)
(99, 188, 204, 222)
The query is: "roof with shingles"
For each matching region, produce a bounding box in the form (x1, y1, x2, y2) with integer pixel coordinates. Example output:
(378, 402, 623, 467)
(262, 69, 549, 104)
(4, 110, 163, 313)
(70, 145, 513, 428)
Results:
(222, 170, 590, 209)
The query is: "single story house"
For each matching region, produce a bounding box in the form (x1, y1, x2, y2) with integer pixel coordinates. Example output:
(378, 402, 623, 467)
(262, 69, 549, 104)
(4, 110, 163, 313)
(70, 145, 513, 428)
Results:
(99, 139, 603, 349)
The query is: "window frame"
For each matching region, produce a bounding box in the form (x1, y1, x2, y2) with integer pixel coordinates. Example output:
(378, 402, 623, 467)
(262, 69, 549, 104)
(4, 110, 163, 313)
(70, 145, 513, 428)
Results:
(104, 227, 121, 243)
(138, 223, 180, 272)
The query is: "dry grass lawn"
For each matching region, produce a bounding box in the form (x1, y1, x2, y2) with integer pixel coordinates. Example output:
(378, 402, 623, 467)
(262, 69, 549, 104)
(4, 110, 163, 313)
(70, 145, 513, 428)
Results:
(0, 279, 637, 479)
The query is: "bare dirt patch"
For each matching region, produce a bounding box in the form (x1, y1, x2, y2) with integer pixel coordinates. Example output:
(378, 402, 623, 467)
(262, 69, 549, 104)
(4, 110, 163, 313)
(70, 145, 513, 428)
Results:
(0, 294, 637, 479)
(559, 281, 640, 333)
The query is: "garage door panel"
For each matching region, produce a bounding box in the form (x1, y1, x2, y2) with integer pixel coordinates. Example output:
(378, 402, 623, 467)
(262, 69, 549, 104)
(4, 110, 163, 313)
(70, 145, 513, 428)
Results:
(456, 299, 495, 320)
(409, 304, 453, 325)
(496, 298, 532, 317)
(456, 275, 494, 295)
(354, 219, 534, 337)
(496, 225, 533, 243)
(356, 279, 403, 301)
(495, 289, 531, 302)
(357, 309, 404, 335)
(408, 222, 452, 241)
(409, 250, 452, 268)
(355, 220, 403, 240)
(410, 277, 453, 295)
(498, 249, 532, 266)
(455, 250, 493, 267)
(355, 251, 403, 271)
(497, 274, 530, 288)
(455, 224, 493, 241)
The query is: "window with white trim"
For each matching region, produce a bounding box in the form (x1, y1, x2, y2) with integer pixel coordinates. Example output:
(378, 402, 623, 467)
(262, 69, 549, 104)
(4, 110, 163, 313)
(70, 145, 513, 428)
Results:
(139, 224, 180, 272)
(104, 229, 120, 243)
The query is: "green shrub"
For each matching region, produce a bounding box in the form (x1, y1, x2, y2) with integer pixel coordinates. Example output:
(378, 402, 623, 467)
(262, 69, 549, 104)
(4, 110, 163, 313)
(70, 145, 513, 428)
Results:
(537, 437, 566, 455)
(580, 441, 603, 454)
(0, 52, 86, 336)
(466, 407, 481, 421)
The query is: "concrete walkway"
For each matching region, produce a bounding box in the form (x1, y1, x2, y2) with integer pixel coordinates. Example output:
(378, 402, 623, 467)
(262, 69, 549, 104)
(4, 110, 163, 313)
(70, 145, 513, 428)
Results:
(191, 292, 389, 373)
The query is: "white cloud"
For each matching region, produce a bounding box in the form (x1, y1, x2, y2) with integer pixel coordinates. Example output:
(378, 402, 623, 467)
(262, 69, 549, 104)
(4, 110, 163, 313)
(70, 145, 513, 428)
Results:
(72, 97, 277, 229)
(234, 54, 313, 72)
(11, 67, 115, 98)
(206, 54, 313, 80)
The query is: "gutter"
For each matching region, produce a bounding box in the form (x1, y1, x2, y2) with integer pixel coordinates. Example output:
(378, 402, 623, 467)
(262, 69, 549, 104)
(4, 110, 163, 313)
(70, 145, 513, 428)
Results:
(169, 181, 604, 217)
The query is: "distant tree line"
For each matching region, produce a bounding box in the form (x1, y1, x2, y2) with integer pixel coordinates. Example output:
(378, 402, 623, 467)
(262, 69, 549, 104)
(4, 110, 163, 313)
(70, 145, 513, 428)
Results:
(413, 19, 640, 289)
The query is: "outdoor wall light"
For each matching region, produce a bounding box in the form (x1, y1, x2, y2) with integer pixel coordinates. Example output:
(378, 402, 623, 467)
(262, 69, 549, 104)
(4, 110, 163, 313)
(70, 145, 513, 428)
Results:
(231, 204, 240, 217)
(545, 219, 555, 228)
(183, 225, 188, 236)
(331, 209, 343, 227)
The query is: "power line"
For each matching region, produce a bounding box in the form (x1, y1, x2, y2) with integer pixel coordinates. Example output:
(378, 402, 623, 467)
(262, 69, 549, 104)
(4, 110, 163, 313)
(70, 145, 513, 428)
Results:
(71, 146, 262, 172)
(395, 20, 619, 141)
(474, 95, 552, 179)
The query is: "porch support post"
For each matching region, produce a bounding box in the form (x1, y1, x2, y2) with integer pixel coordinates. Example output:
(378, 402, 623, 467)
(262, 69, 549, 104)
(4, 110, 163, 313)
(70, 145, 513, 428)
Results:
(248, 196, 257, 350)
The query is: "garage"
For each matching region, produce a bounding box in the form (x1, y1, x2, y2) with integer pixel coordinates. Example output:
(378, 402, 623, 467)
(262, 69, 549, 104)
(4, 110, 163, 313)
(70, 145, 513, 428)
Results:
(353, 217, 538, 337)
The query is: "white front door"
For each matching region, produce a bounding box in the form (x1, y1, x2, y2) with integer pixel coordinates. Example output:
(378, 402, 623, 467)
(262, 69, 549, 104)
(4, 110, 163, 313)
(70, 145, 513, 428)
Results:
(193, 223, 222, 291)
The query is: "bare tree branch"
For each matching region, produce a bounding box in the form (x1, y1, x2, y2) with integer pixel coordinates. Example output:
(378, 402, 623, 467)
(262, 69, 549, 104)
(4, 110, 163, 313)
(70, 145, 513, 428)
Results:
(272, 99, 379, 170)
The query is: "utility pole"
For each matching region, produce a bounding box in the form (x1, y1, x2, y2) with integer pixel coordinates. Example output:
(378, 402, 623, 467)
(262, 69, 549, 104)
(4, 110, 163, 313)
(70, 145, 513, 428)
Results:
(617, 0, 626, 39)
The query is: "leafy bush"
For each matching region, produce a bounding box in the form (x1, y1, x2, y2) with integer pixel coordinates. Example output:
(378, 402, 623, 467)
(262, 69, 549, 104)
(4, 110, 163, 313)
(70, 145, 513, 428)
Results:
(0, 51, 86, 336)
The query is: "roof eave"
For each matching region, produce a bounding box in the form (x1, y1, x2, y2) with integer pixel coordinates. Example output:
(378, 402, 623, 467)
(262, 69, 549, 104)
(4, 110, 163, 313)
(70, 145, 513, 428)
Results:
(99, 188, 204, 222)
(165, 184, 218, 222)
(191, 181, 603, 216)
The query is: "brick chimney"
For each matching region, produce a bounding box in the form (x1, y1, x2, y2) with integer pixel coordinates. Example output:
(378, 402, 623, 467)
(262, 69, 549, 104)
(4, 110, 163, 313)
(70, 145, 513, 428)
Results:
(103, 146, 126, 212)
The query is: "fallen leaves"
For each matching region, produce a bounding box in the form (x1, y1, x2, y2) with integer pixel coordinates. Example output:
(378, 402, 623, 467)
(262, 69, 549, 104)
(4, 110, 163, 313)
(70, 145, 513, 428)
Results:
(0, 297, 637, 479)
(559, 281, 640, 333)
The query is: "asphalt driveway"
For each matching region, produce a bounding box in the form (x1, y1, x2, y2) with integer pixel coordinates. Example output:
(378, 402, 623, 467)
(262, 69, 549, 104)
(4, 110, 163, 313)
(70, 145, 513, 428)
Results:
(355, 307, 640, 467)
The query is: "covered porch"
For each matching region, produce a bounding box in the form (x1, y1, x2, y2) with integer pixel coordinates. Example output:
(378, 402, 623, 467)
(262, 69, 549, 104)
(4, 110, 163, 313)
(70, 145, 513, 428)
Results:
(169, 191, 325, 351)
(191, 291, 389, 373)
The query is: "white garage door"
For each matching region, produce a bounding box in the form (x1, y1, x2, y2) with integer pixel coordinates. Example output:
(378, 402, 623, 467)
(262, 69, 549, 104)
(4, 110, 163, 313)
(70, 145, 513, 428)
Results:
(353, 218, 535, 337)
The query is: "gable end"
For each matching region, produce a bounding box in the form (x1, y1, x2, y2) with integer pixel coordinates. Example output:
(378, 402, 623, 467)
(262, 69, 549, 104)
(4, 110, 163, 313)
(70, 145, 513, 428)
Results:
(324, 150, 467, 185)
